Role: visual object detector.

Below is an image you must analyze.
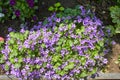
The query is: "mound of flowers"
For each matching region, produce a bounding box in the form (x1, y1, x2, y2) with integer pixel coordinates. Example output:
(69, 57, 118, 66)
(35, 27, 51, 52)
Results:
(0, 6, 107, 80)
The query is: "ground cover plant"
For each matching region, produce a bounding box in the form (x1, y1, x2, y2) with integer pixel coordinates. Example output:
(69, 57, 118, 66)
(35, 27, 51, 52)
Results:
(0, 5, 109, 80)
(48, 2, 65, 12)
(0, 0, 38, 23)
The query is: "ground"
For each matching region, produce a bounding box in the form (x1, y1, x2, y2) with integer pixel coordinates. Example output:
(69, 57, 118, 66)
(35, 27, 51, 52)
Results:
(0, 0, 120, 74)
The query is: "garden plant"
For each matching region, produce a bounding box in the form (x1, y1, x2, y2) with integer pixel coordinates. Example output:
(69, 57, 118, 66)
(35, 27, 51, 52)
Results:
(0, 5, 110, 80)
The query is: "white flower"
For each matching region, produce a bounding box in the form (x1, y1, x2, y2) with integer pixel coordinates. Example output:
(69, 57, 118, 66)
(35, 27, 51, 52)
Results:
(0, 13, 5, 17)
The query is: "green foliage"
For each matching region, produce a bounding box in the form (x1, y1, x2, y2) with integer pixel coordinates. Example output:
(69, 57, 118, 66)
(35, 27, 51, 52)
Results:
(48, 2, 64, 12)
(56, 7, 80, 18)
(115, 0, 120, 5)
(56, 5, 94, 19)
(109, 1, 120, 34)
(115, 0, 120, 2)
(110, 6, 120, 24)
(0, 0, 38, 23)
(0, 41, 4, 63)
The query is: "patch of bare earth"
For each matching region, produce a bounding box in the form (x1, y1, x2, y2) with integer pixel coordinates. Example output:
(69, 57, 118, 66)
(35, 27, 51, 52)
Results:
(105, 44, 120, 72)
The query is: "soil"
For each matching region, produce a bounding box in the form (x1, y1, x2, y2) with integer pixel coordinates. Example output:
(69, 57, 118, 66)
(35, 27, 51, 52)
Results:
(106, 44, 120, 72)
(0, 0, 120, 75)
(105, 34, 120, 73)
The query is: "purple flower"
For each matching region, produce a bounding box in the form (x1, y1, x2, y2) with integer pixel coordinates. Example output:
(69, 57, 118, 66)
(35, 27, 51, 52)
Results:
(53, 74, 60, 79)
(56, 18, 61, 23)
(104, 49, 110, 54)
(20, 28, 25, 33)
(46, 63, 52, 69)
(111, 41, 116, 45)
(78, 50, 83, 56)
(102, 58, 108, 64)
(40, 68, 45, 73)
(80, 6, 86, 15)
(27, 0, 34, 8)
(83, 17, 91, 26)
(21, 69, 26, 75)
(8, 27, 13, 32)
(10, 0, 16, 6)
(15, 10, 20, 17)
(60, 49, 68, 56)
(85, 60, 95, 67)
(32, 16, 37, 21)
(24, 40, 30, 48)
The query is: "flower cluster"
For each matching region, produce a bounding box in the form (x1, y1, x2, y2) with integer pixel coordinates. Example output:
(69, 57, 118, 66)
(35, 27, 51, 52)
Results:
(0, 6, 108, 80)
(0, 0, 38, 23)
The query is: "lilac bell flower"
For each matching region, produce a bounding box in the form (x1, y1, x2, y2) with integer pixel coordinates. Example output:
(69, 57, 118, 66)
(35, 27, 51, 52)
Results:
(102, 58, 108, 64)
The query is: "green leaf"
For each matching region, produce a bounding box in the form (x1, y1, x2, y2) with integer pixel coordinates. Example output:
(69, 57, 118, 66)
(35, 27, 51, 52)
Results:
(43, 19, 48, 25)
(64, 62, 74, 71)
(0, 59, 4, 63)
(34, 6, 38, 9)
(4, 1, 9, 5)
(9, 39, 14, 44)
(34, 0, 38, 3)
(55, 7, 58, 11)
(59, 7, 64, 11)
(57, 41, 63, 45)
(81, 26, 85, 32)
(68, 40, 73, 47)
(68, 23, 72, 29)
(98, 40, 104, 47)
(52, 54, 61, 62)
(0, 7, 2, 12)
(115, 25, 120, 33)
(21, 3, 26, 10)
(0, 56, 5, 63)
(81, 57, 86, 65)
(42, 63, 47, 67)
(74, 39, 79, 44)
(21, 17, 25, 21)
(14, 63, 21, 68)
(80, 71, 87, 77)
(59, 71, 66, 76)
(54, 63, 61, 68)
(91, 67, 97, 74)
(5, 65, 9, 70)
(9, 58, 15, 63)
(12, 15, 16, 19)
(36, 65, 40, 69)
(24, 30, 29, 38)
(56, 70, 66, 76)
(56, 47, 61, 52)
(41, 43, 46, 48)
(48, 6, 54, 11)
(18, 57, 23, 63)
(54, 2, 61, 7)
